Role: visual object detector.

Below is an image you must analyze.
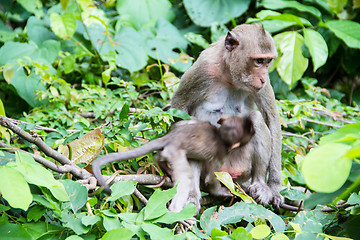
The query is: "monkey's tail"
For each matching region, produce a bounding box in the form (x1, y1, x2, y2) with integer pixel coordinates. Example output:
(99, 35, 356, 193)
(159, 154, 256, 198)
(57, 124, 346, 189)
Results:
(92, 138, 167, 193)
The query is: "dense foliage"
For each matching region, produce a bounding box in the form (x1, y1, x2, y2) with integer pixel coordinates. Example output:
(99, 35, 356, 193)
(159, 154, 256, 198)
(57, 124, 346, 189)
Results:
(0, 0, 360, 239)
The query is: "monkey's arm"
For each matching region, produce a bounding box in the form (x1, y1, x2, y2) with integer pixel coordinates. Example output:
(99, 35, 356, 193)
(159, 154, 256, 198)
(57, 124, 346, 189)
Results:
(92, 138, 167, 192)
(255, 83, 283, 205)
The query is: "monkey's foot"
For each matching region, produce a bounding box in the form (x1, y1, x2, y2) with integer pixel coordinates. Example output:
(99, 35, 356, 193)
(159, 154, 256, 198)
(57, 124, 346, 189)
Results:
(248, 182, 273, 205)
(269, 186, 284, 209)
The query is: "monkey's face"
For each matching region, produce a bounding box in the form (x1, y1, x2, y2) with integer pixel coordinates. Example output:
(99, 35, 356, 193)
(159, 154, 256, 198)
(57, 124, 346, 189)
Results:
(224, 24, 277, 93)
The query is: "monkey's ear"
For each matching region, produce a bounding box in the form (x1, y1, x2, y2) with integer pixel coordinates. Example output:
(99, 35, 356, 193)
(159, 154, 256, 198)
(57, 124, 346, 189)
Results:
(225, 32, 240, 51)
(217, 116, 229, 125)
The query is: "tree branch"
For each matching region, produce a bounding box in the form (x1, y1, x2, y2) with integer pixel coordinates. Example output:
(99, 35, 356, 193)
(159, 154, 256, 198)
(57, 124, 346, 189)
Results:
(0, 141, 92, 179)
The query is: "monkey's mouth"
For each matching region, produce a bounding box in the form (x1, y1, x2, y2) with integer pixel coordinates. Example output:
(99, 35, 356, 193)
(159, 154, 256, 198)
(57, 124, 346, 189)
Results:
(245, 83, 262, 92)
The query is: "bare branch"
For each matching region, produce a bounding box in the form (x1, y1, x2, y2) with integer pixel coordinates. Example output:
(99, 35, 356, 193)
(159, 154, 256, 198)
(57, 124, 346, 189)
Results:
(102, 174, 173, 188)
(134, 188, 148, 204)
(0, 116, 73, 165)
(4, 117, 57, 132)
(0, 141, 92, 179)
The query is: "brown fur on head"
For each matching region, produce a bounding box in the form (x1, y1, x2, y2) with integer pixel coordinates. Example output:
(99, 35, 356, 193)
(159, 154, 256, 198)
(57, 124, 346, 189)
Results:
(224, 24, 277, 92)
(217, 116, 255, 149)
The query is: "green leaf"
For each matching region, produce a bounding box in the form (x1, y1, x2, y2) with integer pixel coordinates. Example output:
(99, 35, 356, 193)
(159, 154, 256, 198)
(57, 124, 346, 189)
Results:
(26, 16, 57, 45)
(201, 202, 285, 233)
(303, 28, 328, 71)
(14, 152, 69, 201)
(0, 222, 32, 239)
(146, 19, 192, 72)
(215, 172, 235, 192)
(141, 223, 174, 240)
(271, 233, 290, 240)
(62, 180, 88, 213)
(0, 41, 37, 65)
(116, 0, 174, 30)
(82, 215, 101, 226)
(27, 205, 46, 222)
(154, 203, 196, 224)
(167, 108, 191, 120)
(184, 32, 210, 49)
(102, 215, 122, 231)
(230, 227, 252, 240)
(102, 227, 135, 240)
(113, 27, 148, 73)
(107, 181, 137, 202)
(326, 20, 360, 49)
(3, 66, 14, 84)
(65, 236, 84, 240)
(144, 188, 177, 220)
(17, 0, 43, 17)
(249, 225, 271, 239)
(9, 69, 45, 108)
(0, 21, 15, 42)
(61, 211, 90, 235)
(183, 0, 251, 27)
(0, 166, 32, 210)
(319, 122, 360, 144)
(301, 143, 352, 193)
(274, 31, 309, 87)
(50, 12, 77, 39)
(260, 0, 321, 18)
(211, 228, 228, 238)
(280, 188, 308, 201)
(326, 0, 347, 14)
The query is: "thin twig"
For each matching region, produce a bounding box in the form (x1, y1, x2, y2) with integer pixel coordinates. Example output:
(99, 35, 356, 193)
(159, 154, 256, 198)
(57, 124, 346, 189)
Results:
(134, 188, 148, 204)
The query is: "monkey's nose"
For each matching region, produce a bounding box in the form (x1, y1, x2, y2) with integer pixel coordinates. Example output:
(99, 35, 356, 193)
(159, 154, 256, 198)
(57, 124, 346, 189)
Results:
(260, 78, 265, 84)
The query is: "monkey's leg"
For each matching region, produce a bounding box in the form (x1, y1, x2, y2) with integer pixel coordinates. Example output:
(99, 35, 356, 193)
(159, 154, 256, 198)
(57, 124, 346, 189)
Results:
(248, 111, 274, 205)
(188, 161, 202, 214)
(163, 148, 194, 213)
(204, 159, 232, 197)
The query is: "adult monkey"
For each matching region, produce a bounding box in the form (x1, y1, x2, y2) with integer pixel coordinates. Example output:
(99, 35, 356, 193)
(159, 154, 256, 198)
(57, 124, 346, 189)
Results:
(171, 24, 283, 207)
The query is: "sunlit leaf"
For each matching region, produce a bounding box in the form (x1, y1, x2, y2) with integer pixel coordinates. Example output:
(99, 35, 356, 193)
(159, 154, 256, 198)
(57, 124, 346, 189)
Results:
(326, 0, 347, 14)
(116, 0, 174, 30)
(144, 187, 177, 220)
(60, 128, 104, 165)
(14, 152, 69, 201)
(274, 31, 309, 87)
(101, 227, 134, 240)
(50, 12, 77, 39)
(3, 66, 14, 84)
(303, 28, 328, 71)
(184, 32, 209, 49)
(0, 166, 32, 210)
(301, 143, 352, 193)
(249, 225, 271, 239)
(142, 223, 174, 239)
(183, 0, 251, 27)
(271, 233, 290, 240)
(326, 20, 360, 49)
(260, 0, 321, 18)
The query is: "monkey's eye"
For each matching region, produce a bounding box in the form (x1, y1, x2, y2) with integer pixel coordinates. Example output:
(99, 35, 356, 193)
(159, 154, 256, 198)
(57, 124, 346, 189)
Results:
(254, 58, 272, 67)
(254, 58, 266, 66)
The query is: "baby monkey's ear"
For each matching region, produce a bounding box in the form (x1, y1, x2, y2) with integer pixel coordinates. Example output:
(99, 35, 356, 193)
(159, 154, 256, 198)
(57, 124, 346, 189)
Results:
(217, 116, 230, 125)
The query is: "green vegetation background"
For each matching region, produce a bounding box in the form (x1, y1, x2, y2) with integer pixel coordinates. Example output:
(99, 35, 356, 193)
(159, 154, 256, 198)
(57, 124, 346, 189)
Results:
(0, 0, 360, 239)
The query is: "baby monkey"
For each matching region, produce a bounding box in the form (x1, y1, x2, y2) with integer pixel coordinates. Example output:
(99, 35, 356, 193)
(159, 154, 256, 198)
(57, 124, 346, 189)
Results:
(92, 115, 255, 214)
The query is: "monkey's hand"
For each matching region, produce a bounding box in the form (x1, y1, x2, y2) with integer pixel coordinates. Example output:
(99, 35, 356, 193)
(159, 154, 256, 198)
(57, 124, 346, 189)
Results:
(269, 184, 284, 209)
(248, 182, 273, 206)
